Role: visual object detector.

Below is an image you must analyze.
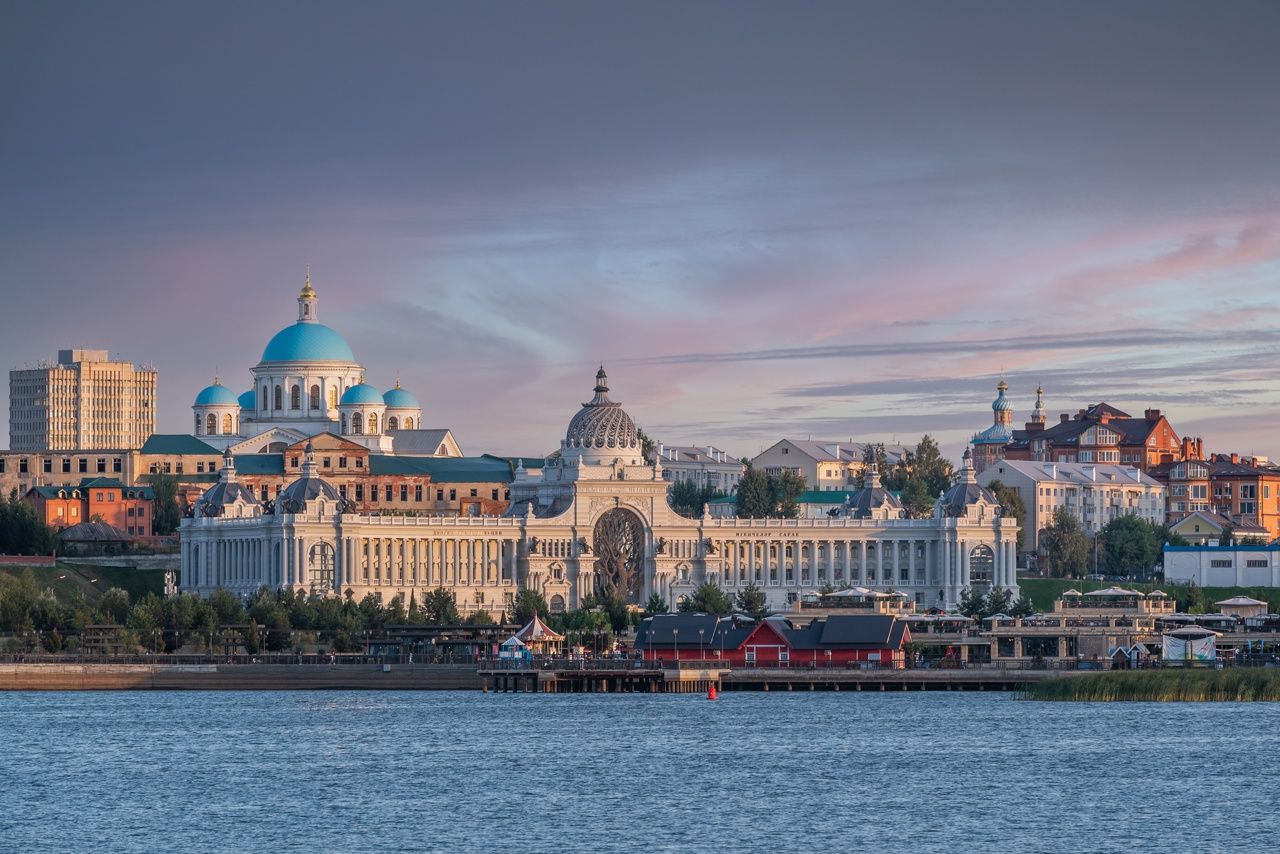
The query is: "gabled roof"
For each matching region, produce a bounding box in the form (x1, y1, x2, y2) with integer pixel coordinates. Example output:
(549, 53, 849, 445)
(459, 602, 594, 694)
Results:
(390, 429, 462, 457)
(1009, 402, 1168, 450)
(78, 477, 126, 489)
(634, 614, 747, 648)
(57, 520, 130, 542)
(139, 434, 220, 455)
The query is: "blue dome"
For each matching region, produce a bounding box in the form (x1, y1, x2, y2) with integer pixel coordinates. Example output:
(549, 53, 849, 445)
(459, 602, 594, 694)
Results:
(972, 424, 1013, 445)
(194, 384, 238, 406)
(992, 394, 1014, 412)
(340, 383, 385, 406)
(238, 390, 256, 410)
(261, 322, 355, 363)
(383, 387, 421, 409)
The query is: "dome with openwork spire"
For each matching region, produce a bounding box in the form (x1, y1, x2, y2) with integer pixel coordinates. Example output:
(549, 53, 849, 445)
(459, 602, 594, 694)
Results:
(564, 367, 640, 452)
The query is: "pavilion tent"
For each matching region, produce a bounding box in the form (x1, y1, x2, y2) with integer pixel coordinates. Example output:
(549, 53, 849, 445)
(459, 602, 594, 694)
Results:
(515, 616, 565, 655)
(499, 635, 531, 662)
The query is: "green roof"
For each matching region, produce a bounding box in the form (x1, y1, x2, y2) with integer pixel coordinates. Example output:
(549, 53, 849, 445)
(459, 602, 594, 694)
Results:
(708, 490, 863, 506)
(370, 455, 514, 483)
(233, 454, 285, 475)
(140, 434, 220, 455)
(78, 477, 126, 489)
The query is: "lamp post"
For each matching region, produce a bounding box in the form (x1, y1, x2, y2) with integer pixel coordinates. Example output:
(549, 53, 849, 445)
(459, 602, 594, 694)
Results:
(673, 628, 679, 664)
(699, 628, 705, 662)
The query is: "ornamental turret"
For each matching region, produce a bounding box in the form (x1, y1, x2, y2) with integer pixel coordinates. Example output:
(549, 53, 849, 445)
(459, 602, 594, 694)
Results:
(298, 268, 318, 323)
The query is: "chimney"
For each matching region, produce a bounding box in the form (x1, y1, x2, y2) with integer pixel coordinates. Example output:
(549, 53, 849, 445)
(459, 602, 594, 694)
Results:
(1145, 409, 1161, 420)
(1099, 412, 1112, 425)
(1043, 463, 1057, 479)
(1076, 409, 1087, 420)
(1231, 453, 1240, 465)
(1060, 413, 1070, 424)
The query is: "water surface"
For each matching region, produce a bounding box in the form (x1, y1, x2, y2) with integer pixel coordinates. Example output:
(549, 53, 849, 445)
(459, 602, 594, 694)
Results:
(2, 691, 1275, 853)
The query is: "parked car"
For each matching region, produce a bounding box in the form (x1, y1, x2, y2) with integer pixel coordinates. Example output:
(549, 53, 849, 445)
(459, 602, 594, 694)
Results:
(1085, 573, 1105, 581)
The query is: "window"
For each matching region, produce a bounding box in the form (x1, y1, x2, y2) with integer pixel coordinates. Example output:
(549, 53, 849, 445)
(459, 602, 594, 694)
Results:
(368, 413, 378, 433)
(352, 413, 363, 434)
(385, 485, 392, 501)
(341, 414, 347, 434)
(262, 387, 269, 410)
(322, 457, 331, 469)
(400, 485, 408, 502)
(309, 384, 321, 410)
(328, 388, 338, 409)
(339, 456, 347, 469)
(290, 385, 301, 410)
(1210, 559, 1232, 568)
(261, 485, 269, 502)
(1247, 559, 1268, 568)
(62, 458, 71, 473)
(355, 485, 364, 501)
(355, 458, 363, 469)
(504, 490, 510, 500)
(414, 485, 422, 502)
(222, 413, 233, 434)
(113, 459, 122, 473)
(388, 416, 399, 431)
(107, 492, 114, 502)
(492, 489, 499, 500)
(470, 488, 478, 498)
(197, 462, 204, 473)
(449, 489, 456, 501)
(403, 418, 413, 430)
(370, 484, 378, 502)
(206, 413, 217, 434)
(436, 489, 444, 501)
(97, 458, 106, 473)
(338, 485, 347, 499)
(43, 458, 52, 473)
(274, 385, 283, 410)
(290, 456, 300, 469)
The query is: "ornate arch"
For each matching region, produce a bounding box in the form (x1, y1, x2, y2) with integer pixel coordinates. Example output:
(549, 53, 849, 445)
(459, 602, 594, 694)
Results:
(592, 507, 645, 604)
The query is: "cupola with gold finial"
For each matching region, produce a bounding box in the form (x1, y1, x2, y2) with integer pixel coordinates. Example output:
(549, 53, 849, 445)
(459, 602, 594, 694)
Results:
(298, 266, 318, 323)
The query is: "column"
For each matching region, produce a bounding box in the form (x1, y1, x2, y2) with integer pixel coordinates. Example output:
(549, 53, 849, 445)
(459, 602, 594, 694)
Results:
(892, 540, 901, 584)
(859, 540, 868, 585)
(961, 541, 970, 589)
(908, 540, 917, 586)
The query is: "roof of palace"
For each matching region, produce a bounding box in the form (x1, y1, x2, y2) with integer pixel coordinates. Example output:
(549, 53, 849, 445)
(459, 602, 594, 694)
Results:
(564, 367, 640, 452)
(261, 322, 356, 363)
(139, 434, 221, 455)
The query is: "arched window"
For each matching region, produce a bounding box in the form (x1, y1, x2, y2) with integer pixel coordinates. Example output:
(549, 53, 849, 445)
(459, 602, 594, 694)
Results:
(290, 385, 301, 410)
(273, 385, 283, 410)
(205, 413, 217, 434)
(194, 414, 201, 433)
(550, 594, 566, 613)
(387, 416, 399, 431)
(340, 414, 348, 434)
(309, 384, 321, 410)
(403, 417, 413, 430)
(367, 413, 378, 433)
(261, 387, 269, 410)
(352, 412, 363, 434)
(222, 413, 233, 434)
(328, 388, 338, 409)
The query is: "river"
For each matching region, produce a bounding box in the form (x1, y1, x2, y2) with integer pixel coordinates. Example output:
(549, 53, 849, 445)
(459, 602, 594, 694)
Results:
(3, 691, 1276, 852)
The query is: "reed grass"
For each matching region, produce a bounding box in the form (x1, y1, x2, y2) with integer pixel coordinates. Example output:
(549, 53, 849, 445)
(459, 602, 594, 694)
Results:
(1022, 668, 1280, 702)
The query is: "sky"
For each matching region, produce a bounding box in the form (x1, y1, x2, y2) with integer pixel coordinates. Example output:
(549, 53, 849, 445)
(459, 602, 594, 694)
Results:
(2, 1, 1279, 462)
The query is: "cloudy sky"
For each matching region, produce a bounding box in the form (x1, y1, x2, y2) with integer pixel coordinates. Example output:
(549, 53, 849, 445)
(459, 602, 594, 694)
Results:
(3, 1, 1278, 460)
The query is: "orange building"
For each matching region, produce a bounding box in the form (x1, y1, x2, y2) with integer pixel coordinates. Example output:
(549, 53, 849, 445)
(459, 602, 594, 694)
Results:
(25, 477, 155, 537)
(1208, 454, 1280, 540)
(1005, 403, 1192, 473)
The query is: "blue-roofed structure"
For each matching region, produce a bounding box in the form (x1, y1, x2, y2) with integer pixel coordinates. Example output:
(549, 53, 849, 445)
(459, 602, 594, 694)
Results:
(340, 383, 385, 406)
(260, 323, 356, 363)
(194, 383, 238, 406)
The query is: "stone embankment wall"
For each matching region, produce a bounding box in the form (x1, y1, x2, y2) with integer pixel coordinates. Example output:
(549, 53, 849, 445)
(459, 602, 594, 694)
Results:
(0, 663, 480, 691)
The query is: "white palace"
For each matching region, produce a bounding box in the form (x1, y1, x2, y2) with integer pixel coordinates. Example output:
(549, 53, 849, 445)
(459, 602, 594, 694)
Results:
(182, 317, 1020, 612)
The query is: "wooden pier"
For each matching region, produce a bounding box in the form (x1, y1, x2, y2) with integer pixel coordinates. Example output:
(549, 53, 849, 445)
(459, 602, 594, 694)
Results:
(478, 661, 729, 694)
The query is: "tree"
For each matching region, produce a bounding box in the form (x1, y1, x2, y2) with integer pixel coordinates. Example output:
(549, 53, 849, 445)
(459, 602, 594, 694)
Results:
(678, 582, 734, 615)
(150, 472, 183, 536)
(513, 589, 549, 625)
(643, 592, 668, 616)
(771, 471, 806, 519)
(1100, 515, 1162, 575)
(421, 588, 461, 625)
(957, 586, 986, 619)
(466, 609, 495, 626)
(735, 468, 773, 518)
(0, 494, 57, 556)
(1040, 507, 1090, 578)
(985, 479, 1027, 551)
(898, 479, 935, 520)
(636, 427, 657, 463)
(856, 444, 891, 488)
(668, 480, 725, 518)
(1008, 594, 1036, 618)
(735, 583, 769, 620)
(1218, 524, 1235, 546)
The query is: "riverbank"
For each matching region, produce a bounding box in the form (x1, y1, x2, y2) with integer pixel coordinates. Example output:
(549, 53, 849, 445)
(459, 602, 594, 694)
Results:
(1022, 668, 1280, 701)
(0, 662, 481, 690)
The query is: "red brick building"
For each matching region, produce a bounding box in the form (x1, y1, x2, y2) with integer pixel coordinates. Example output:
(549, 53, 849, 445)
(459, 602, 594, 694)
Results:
(1004, 403, 1192, 472)
(24, 477, 154, 537)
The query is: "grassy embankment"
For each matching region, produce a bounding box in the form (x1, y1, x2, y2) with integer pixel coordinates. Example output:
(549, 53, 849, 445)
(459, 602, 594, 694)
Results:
(0, 562, 166, 604)
(1024, 668, 1280, 701)
(1016, 577, 1280, 614)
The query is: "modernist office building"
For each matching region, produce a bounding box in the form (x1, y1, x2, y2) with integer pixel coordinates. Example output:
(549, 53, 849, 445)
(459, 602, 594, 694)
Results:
(9, 349, 157, 451)
(183, 366, 1019, 614)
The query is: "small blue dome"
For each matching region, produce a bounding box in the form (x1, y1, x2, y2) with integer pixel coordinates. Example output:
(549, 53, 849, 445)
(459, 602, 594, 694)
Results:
(340, 383, 385, 406)
(992, 395, 1014, 412)
(383, 387, 421, 410)
(261, 322, 355, 363)
(972, 424, 1013, 445)
(238, 390, 256, 410)
(194, 384, 238, 407)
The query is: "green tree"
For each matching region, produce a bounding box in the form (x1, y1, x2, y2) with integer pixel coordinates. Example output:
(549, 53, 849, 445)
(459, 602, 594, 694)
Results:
(421, 588, 461, 625)
(856, 444, 891, 488)
(771, 471, 807, 519)
(898, 479, 935, 520)
(243, 619, 261, 654)
(636, 428, 657, 463)
(1040, 507, 1090, 578)
(466, 609, 496, 626)
(0, 493, 57, 556)
(735, 467, 773, 518)
(735, 583, 770, 620)
(1008, 594, 1036, 618)
(678, 582, 734, 615)
(513, 589, 549, 624)
(985, 479, 1027, 550)
(1100, 515, 1162, 575)
(643, 592, 668, 616)
(97, 588, 131, 624)
(668, 480, 725, 518)
(957, 586, 986, 619)
(150, 472, 183, 536)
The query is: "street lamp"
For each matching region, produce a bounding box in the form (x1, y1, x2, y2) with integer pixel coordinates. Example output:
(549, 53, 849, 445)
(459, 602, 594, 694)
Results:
(673, 628, 679, 664)
(699, 628, 705, 661)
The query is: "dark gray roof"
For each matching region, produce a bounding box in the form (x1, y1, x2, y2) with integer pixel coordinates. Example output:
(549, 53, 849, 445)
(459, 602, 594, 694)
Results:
(196, 479, 259, 516)
(634, 614, 747, 649)
(57, 521, 130, 542)
(847, 485, 903, 518)
(940, 480, 997, 516)
(277, 472, 341, 512)
(784, 615, 907, 650)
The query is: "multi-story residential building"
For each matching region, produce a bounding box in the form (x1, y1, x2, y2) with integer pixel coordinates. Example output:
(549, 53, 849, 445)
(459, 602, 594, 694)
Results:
(0, 448, 131, 499)
(977, 459, 1165, 553)
(750, 440, 910, 491)
(9, 349, 157, 451)
(1206, 454, 1280, 539)
(1004, 402, 1188, 472)
(24, 477, 155, 537)
(653, 444, 744, 494)
(1152, 455, 1212, 520)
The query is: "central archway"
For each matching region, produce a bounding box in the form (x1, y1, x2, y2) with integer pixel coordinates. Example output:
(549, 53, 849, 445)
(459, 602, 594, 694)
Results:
(592, 508, 645, 604)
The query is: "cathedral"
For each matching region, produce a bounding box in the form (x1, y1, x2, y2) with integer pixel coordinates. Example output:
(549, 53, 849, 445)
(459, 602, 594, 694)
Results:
(182, 291, 1020, 613)
(189, 274, 452, 456)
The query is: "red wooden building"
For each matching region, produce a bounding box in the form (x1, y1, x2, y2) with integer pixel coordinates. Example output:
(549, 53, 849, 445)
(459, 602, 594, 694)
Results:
(634, 613, 910, 668)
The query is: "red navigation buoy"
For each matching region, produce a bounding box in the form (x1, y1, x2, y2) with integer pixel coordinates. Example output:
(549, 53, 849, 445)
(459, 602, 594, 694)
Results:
(707, 684, 718, 700)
